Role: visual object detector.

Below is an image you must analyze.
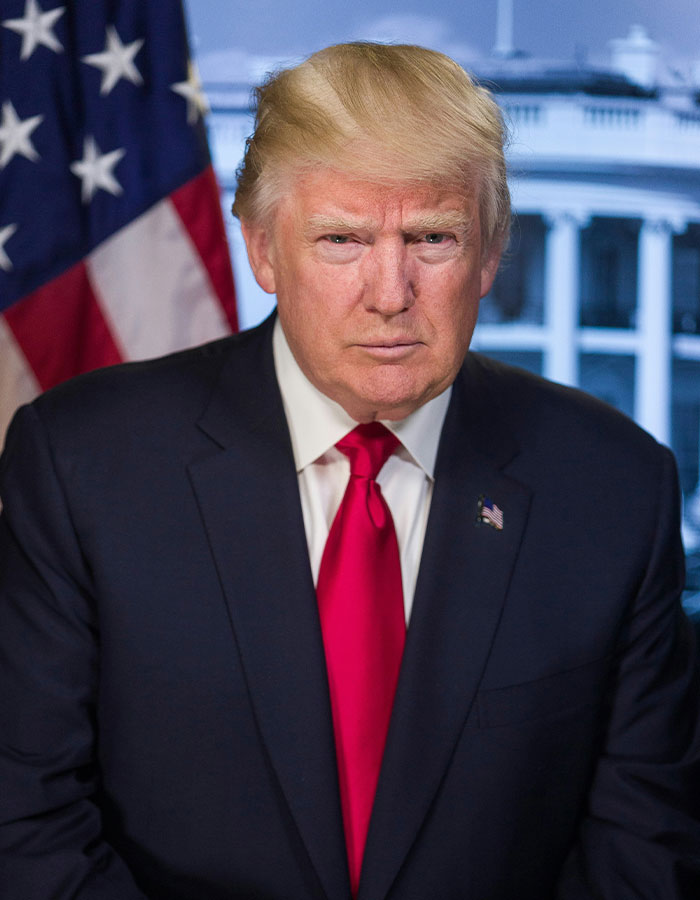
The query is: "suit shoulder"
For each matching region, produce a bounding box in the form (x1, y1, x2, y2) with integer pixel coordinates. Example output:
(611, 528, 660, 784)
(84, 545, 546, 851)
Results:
(462, 352, 663, 464)
(29, 320, 270, 434)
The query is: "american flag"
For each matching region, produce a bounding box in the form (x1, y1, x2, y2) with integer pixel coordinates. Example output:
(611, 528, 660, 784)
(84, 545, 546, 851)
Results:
(0, 0, 237, 442)
(477, 495, 504, 530)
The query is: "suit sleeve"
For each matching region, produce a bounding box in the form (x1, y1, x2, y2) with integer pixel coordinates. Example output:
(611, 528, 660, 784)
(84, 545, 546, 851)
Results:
(0, 403, 150, 899)
(556, 445, 700, 898)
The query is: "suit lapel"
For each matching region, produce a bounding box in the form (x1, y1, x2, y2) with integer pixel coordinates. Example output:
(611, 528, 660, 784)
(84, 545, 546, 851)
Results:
(187, 327, 533, 900)
(187, 319, 350, 900)
(359, 357, 533, 900)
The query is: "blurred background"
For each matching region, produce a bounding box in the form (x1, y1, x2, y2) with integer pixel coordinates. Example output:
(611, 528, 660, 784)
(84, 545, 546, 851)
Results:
(185, 0, 700, 609)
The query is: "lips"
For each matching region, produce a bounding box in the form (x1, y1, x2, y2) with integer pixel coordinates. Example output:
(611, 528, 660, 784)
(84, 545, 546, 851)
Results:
(358, 338, 421, 348)
(357, 340, 422, 359)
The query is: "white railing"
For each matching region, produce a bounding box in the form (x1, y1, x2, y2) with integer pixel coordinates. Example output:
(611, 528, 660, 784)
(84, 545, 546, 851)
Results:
(504, 104, 543, 126)
(582, 105, 642, 128)
(502, 94, 700, 171)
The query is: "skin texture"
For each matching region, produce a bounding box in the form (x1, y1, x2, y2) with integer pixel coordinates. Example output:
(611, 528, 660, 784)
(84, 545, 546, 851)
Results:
(242, 168, 502, 422)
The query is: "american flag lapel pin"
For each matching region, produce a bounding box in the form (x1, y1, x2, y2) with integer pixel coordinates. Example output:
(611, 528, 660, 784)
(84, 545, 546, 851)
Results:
(477, 495, 504, 530)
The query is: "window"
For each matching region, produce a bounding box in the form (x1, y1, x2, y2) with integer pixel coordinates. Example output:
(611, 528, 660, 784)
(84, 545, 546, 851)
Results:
(479, 350, 543, 376)
(480, 214, 545, 324)
(579, 217, 640, 328)
(673, 224, 700, 335)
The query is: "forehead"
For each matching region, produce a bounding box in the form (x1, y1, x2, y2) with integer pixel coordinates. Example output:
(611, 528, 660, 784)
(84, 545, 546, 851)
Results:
(276, 167, 477, 229)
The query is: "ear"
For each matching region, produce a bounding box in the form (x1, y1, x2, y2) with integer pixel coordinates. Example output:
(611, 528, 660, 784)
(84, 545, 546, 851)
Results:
(240, 220, 277, 294)
(479, 240, 503, 298)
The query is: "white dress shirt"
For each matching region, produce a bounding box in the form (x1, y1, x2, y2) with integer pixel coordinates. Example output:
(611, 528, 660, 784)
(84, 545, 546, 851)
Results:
(272, 319, 451, 622)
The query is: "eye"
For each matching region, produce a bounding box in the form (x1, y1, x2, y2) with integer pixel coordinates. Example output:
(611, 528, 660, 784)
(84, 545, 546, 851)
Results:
(423, 233, 447, 244)
(325, 234, 350, 244)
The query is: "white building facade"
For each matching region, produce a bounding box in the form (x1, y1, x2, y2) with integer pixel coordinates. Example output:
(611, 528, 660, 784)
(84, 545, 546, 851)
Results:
(203, 30, 700, 563)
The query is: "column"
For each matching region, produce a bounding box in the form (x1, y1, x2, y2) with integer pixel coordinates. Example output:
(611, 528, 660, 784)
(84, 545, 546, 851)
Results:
(543, 212, 586, 387)
(635, 219, 673, 444)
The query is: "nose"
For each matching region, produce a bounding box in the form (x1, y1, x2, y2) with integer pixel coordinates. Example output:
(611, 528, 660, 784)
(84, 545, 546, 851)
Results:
(364, 242, 415, 316)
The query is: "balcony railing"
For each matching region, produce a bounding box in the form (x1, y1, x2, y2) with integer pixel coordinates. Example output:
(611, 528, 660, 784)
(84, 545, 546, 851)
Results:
(502, 95, 700, 172)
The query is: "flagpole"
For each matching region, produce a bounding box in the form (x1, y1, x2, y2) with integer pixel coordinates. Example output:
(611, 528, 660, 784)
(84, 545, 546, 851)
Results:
(493, 0, 515, 57)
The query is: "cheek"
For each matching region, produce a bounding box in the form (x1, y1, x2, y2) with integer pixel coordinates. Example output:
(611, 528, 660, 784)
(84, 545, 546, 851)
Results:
(276, 287, 342, 374)
(284, 269, 359, 331)
(427, 287, 479, 363)
(427, 276, 477, 328)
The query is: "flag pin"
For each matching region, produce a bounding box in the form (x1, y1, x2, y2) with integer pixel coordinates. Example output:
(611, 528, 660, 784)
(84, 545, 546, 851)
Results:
(476, 495, 504, 530)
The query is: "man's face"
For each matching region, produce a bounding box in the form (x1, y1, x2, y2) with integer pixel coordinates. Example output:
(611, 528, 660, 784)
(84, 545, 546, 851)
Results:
(242, 168, 501, 422)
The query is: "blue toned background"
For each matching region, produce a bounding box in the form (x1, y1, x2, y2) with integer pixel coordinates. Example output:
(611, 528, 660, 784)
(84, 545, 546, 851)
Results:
(183, 0, 700, 610)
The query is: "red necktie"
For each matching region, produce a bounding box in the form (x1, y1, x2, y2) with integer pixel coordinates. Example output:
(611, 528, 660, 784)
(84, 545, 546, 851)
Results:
(316, 422, 406, 897)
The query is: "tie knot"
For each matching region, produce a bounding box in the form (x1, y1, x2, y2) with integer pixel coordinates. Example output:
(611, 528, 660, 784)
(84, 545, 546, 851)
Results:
(337, 423, 399, 480)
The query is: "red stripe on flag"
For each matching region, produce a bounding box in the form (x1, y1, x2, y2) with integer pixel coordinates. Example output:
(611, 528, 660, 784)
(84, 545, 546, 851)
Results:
(171, 167, 239, 333)
(4, 261, 124, 392)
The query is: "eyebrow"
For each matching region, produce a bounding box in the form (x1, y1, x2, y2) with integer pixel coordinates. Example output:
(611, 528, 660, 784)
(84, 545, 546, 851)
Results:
(306, 215, 367, 232)
(305, 211, 474, 234)
(407, 212, 474, 234)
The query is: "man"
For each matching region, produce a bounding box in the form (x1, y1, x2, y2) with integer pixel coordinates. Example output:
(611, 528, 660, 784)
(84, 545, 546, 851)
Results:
(1, 42, 699, 900)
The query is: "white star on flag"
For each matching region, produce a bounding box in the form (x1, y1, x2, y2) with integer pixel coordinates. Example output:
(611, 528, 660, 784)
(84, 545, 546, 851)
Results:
(82, 25, 144, 95)
(171, 61, 209, 124)
(70, 135, 126, 203)
(0, 0, 238, 447)
(0, 100, 43, 168)
(2, 0, 64, 61)
(0, 224, 18, 272)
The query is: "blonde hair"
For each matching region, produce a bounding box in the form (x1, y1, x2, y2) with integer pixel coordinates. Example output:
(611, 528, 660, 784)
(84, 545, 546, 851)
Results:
(233, 42, 511, 253)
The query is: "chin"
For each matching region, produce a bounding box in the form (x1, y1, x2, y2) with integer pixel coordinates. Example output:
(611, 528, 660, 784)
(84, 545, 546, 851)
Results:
(342, 382, 435, 422)
(325, 361, 449, 420)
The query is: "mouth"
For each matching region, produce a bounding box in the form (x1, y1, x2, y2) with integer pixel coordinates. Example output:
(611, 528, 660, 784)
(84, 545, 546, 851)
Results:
(356, 340, 422, 359)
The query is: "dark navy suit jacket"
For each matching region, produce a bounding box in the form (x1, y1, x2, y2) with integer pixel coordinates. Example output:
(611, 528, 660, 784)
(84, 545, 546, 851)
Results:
(1, 313, 699, 899)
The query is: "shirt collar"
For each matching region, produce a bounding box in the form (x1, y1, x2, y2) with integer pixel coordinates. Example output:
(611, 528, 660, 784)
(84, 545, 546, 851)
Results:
(273, 318, 451, 479)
